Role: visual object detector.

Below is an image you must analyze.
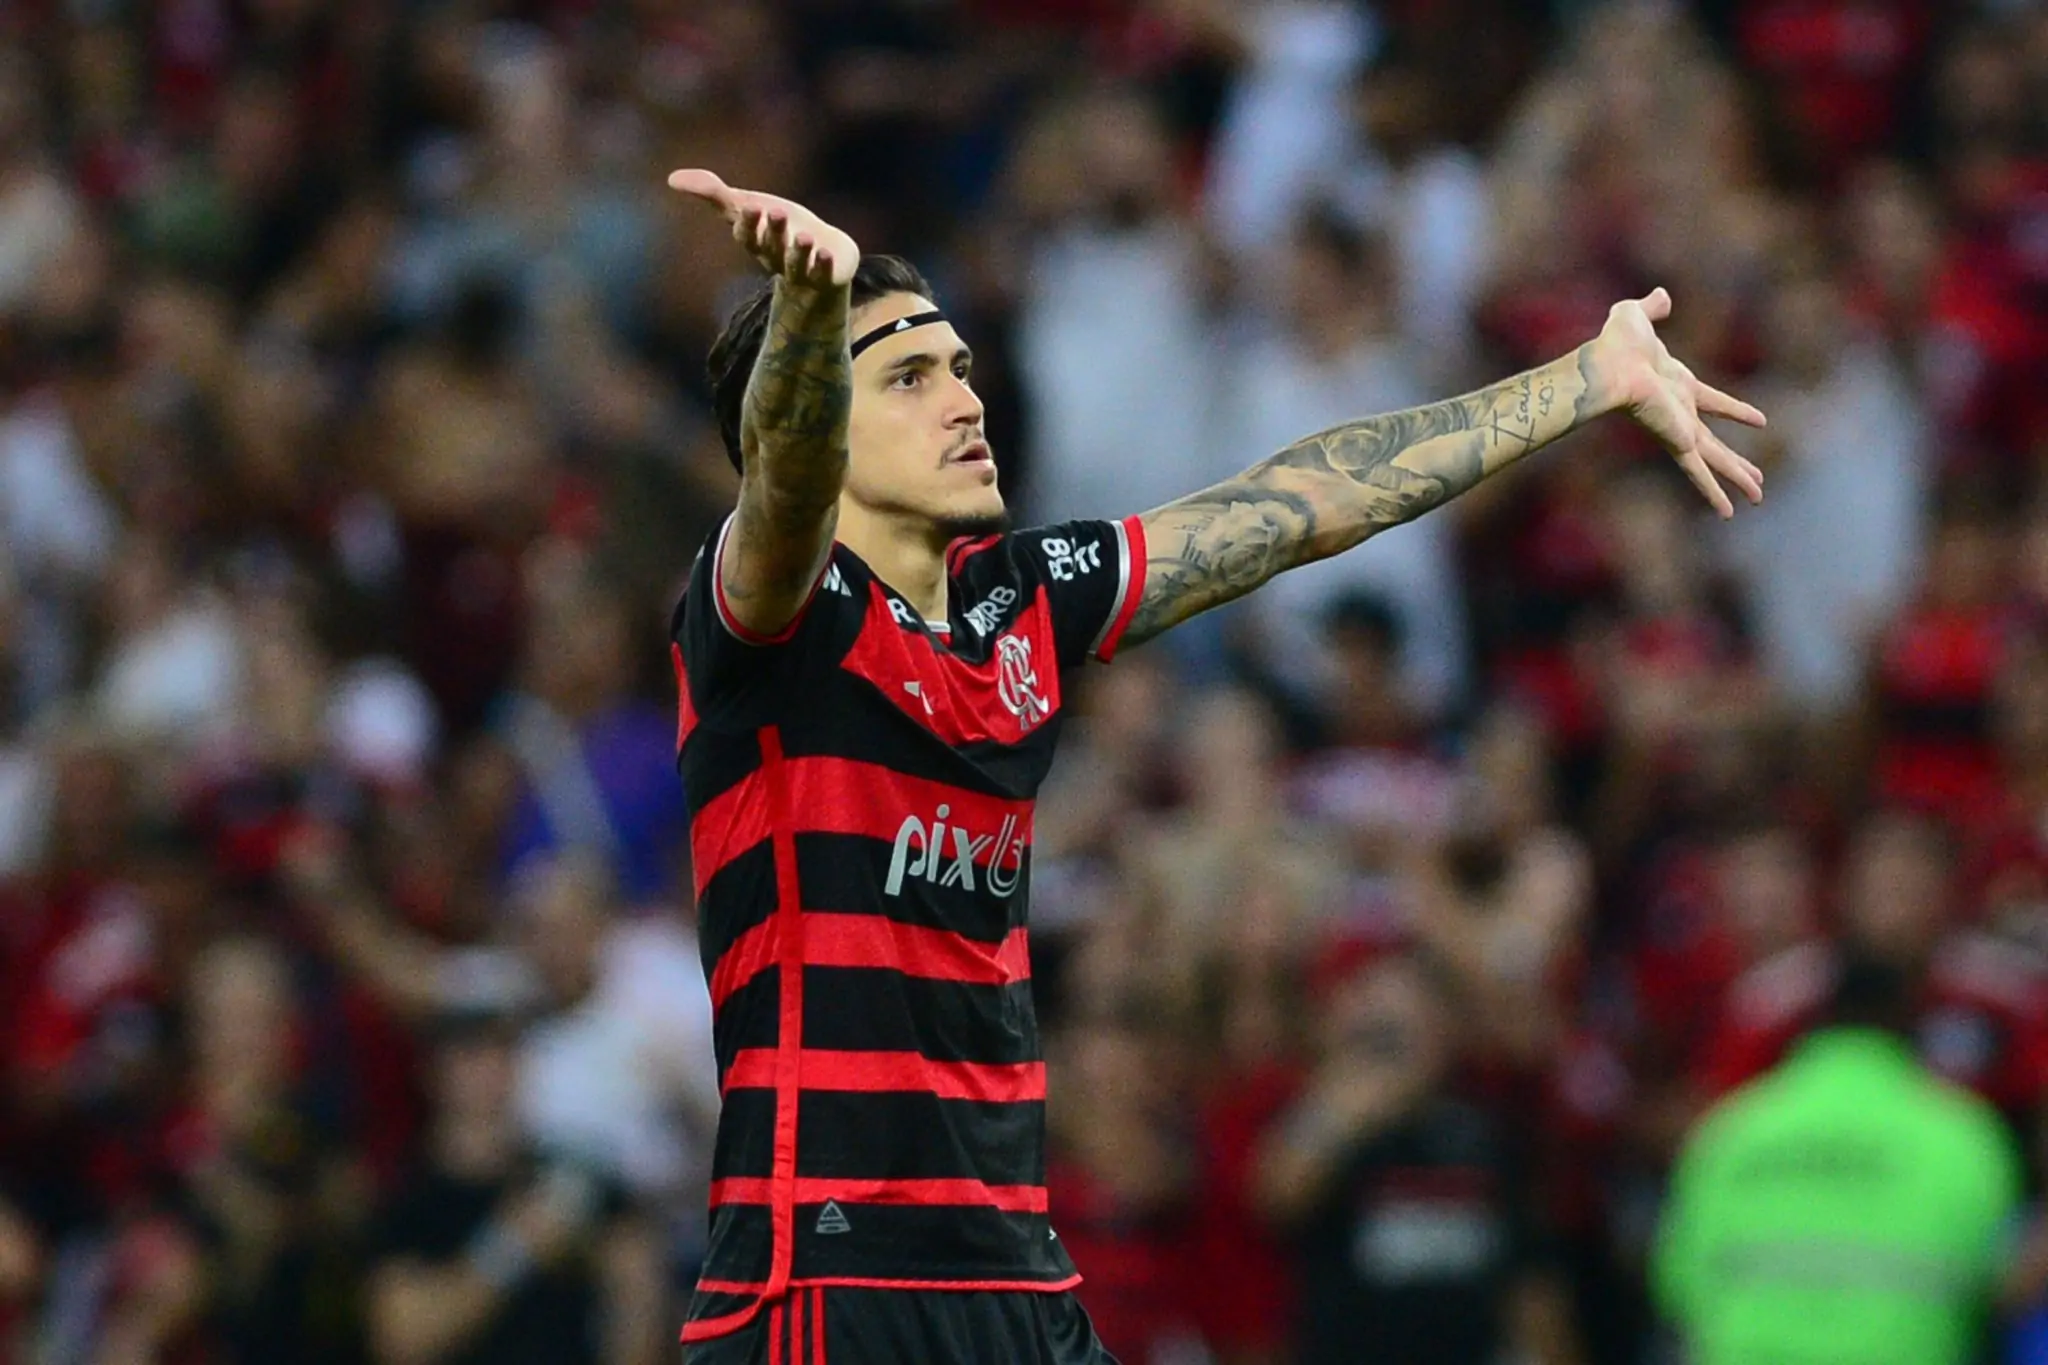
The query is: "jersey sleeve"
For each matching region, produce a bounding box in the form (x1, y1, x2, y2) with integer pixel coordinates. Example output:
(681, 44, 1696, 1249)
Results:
(1002, 516, 1148, 669)
(671, 513, 863, 731)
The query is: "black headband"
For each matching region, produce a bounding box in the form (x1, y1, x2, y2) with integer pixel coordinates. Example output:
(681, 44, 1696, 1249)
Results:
(850, 310, 949, 360)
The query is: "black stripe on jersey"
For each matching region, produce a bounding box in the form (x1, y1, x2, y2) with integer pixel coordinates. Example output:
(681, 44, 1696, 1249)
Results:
(698, 842, 779, 968)
(792, 1205, 1069, 1283)
(695, 1205, 773, 1290)
(712, 969, 781, 1074)
(676, 725, 765, 809)
(794, 833, 1023, 944)
(709, 1088, 778, 1181)
(798, 968, 1039, 1065)
(796, 1093, 1045, 1187)
(777, 702, 1064, 799)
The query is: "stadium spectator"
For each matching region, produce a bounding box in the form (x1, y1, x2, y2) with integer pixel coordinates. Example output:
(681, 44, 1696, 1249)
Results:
(1257, 949, 1584, 1365)
(365, 996, 664, 1365)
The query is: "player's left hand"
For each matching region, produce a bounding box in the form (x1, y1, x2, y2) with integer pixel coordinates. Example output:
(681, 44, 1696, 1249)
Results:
(1588, 288, 1767, 519)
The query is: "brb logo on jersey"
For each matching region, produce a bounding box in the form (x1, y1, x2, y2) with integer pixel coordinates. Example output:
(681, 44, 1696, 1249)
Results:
(962, 585, 1017, 637)
(995, 635, 1050, 733)
(885, 804, 1027, 898)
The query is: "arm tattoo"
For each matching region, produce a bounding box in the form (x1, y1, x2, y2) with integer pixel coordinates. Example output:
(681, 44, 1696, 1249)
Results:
(1125, 350, 1599, 646)
(724, 282, 852, 617)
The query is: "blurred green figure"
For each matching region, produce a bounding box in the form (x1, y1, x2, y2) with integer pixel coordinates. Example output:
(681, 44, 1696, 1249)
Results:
(1655, 954, 2024, 1365)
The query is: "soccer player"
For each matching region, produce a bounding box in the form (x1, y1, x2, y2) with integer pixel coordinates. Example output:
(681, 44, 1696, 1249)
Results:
(666, 168, 1765, 1364)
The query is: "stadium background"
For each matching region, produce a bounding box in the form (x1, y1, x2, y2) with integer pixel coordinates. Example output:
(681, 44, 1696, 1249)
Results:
(0, 0, 2046, 1361)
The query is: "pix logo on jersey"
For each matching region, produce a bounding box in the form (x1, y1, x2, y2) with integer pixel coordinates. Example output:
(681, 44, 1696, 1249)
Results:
(885, 803, 1027, 898)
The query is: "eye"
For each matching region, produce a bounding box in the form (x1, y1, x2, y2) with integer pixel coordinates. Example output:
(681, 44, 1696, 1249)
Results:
(953, 361, 972, 382)
(891, 370, 921, 390)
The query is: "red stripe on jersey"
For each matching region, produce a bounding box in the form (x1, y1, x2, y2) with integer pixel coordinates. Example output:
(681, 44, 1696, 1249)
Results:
(812, 1287, 826, 1365)
(690, 766, 774, 898)
(672, 643, 698, 751)
(794, 1274, 1080, 1294)
(946, 534, 1002, 575)
(788, 1288, 804, 1365)
(788, 757, 1036, 849)
(763, 728, 805, 1313)
(723, 1047, 1048, 1104)
(692, 756, 1035, 890)
(710, 918, 1031, 1010)
(690, 1275, 1080, 1296)
(1097, 514, 1148, 664)
(768, 1303, 784, 1365)
(710, 1176, 1050, 1215)
(708, 916, 782, 1010)
(842, 585, 1062, 746)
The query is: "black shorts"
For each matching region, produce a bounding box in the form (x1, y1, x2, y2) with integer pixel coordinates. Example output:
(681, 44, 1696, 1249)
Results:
(680, 1286, 1119, 1365)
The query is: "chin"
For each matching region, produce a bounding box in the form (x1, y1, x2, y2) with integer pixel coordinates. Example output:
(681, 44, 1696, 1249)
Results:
(934, 496, 1011, 543)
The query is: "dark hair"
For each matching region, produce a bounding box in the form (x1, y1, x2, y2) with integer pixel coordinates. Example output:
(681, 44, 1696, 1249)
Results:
(1824, 950, 1916, 1036)
(1323, 589, 1405, 657)
(706, 254, 938, 474)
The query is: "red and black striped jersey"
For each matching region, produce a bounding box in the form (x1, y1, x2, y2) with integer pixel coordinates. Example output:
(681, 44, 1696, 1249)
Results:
(670, 512, 1147, 1343)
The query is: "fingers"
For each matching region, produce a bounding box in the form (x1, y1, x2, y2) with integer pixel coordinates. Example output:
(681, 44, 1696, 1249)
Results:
(1701, 428, 1765, 505)
(1676, 446, 1736, 520)
(1693, 379, 1768, 429)
(1637, 286, 1673, 322)
(1640, 384, 1736, 519)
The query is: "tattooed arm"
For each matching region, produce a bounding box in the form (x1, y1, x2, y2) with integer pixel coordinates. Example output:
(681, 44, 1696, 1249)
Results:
(1126, 289, 1768, 646)
(671, 169, 862, 637)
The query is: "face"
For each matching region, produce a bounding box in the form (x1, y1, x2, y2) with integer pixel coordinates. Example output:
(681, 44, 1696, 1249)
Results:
(191, 940, 293, 1087)
(1322, 956, 1450, 1080)
(844, 293, 1004, 533)
(1843, 816, 1952, 965)
(437, 1031, 516, 1124)
(1721, 828, 1815, 955)
(516, 857, 611, 1004)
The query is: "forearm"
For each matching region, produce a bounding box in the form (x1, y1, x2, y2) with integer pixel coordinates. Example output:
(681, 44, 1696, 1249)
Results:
(1128, 346, 1606, 644)
(1254, 1098, 1375, 1226)
(728, 280, 853, 609)
(372, 1266, 502, 1365)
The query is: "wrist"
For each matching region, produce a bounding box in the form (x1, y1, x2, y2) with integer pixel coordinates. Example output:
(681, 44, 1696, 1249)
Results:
(773, 275, 852, 316)
(1569, 341, 1623, 421)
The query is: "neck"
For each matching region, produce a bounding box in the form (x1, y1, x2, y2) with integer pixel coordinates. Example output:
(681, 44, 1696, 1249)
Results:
(837, 501, 952, 622)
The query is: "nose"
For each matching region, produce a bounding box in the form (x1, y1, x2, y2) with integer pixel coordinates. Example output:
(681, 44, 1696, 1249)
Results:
(945, 371, 984, 428)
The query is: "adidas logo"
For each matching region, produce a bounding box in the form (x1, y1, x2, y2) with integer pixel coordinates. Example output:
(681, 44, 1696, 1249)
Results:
(815, 1200, 851, 1235)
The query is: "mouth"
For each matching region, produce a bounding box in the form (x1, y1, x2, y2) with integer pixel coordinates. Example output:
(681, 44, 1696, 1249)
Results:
(946, 441, 994, 469)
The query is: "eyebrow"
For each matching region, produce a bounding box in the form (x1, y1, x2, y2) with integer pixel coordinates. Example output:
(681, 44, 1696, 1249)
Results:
(882, 346, 974, 377)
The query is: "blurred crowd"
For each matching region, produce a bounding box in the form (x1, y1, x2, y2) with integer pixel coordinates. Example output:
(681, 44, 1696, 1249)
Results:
(1, 0, 2046, 1363)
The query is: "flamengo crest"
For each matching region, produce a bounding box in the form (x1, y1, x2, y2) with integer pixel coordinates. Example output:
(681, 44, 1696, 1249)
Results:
(995, 635, 1050, 732)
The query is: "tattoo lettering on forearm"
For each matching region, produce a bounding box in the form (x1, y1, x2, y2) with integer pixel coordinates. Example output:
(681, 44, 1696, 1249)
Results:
(726, 283, 853, 608)
(1125, 353, 1596, 645)
(744, 284, 852, 503)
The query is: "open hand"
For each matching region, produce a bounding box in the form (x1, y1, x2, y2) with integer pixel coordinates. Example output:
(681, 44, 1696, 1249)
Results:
(668, 169, 860, 291)
(1589, 289, 1767, 519)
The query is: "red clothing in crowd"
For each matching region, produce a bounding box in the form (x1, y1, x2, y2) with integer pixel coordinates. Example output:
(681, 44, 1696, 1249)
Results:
(1871, 602, 2013, 833)
(1701, 933, 2048, 1114)
(1191, 1062, 1305, 1360)
(1043, 1158, 1202, 1364)
(1736, 0, 1934, 183)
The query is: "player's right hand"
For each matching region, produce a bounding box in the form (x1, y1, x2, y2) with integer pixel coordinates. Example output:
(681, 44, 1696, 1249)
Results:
(668, 169, 861, 292)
